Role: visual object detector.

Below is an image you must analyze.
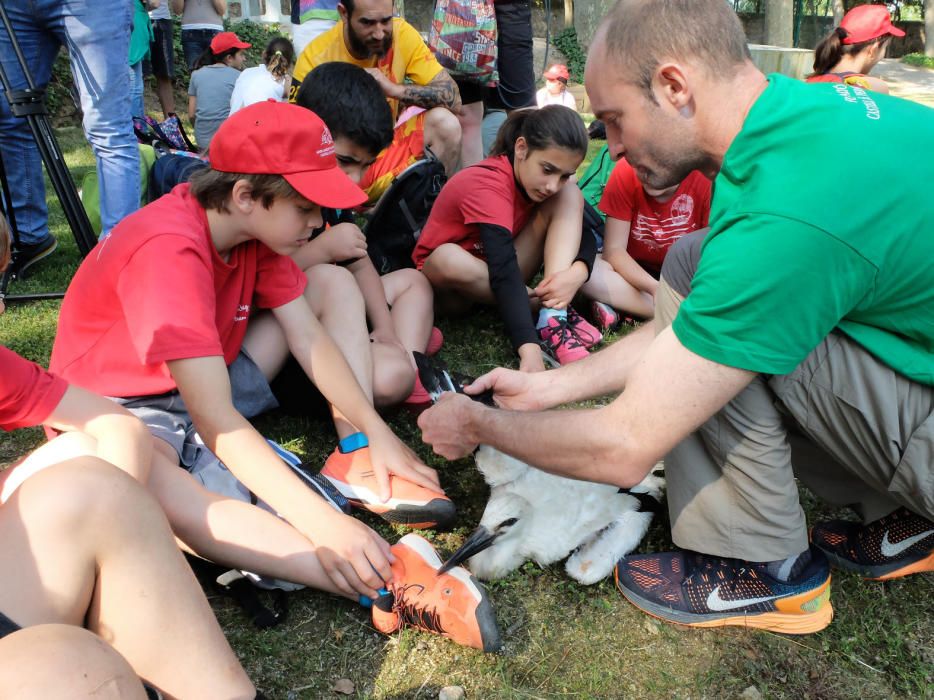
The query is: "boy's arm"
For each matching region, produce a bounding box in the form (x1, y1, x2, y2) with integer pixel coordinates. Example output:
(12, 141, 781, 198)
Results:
(270, 295, 442, 499)
(168, 355, 394, 599)
(44, 385, 153, 483)
(347, 256, 398, 345)
(602, 217, 658, 295)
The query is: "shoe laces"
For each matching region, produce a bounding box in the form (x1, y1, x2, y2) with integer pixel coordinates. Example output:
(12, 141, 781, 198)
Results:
(541, 317, 587, 351)
(683, 552, 756, 590)
(392, 583, 446, 635)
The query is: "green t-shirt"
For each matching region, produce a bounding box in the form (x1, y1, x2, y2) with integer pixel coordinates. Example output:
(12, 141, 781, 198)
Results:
(673, 74, 934, 385)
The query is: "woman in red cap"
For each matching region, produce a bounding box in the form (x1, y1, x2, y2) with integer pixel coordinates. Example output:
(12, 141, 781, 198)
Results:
(536, 64, 578, 110)
(188, 31, 252, 149)
(807, 5, 904, 93)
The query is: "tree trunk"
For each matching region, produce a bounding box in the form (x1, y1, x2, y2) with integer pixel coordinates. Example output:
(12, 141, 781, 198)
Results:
(764, 0, 794, 47)
(564, 0, 573, 31)
(832, 0, 845, 26)
(926, 0, 934, 57)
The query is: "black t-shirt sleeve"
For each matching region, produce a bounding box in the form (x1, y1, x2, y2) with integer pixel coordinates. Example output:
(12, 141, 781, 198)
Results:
(479, 223, 539, 351)
(575, 223, 598, 280)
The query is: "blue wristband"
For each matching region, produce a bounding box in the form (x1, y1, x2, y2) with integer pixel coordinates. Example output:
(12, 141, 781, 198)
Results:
(339, 432, 368, 453)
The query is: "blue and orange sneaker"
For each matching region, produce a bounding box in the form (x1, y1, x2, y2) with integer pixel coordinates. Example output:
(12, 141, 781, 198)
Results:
(811, 507, 934, 581)
(614, 546, 833, 634)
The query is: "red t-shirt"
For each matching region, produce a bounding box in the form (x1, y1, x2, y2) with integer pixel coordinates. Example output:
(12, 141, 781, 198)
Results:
(412, 154, 536, 268)
(50, 185, 307, 398)
(0, 346, 68, 431)
(599, 159, 711, 275)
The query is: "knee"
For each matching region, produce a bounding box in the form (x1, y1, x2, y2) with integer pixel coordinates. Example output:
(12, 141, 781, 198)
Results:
(306, 263, 363, 309)
(373, 352, 416, 406)
(424, 107, 462, 145)
(395, 267, 434, 299)
(659, 228, 707, 296)
(0, 625, 144, 699)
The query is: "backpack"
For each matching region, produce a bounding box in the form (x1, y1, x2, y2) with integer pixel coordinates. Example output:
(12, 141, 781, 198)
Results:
(133, 114, 199, 153)
(362, 151, 447, 274)
(150, 153, 209, 200)
(577, 143, 614, 219)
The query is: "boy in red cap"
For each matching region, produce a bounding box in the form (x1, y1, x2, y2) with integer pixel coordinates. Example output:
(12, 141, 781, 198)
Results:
(807, 5, 904, 93)
(536, 64, 578, 110)
(50, 102, 501, 652)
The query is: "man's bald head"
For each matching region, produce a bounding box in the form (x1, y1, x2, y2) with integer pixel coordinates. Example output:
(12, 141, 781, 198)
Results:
(592, 0, 750, 100)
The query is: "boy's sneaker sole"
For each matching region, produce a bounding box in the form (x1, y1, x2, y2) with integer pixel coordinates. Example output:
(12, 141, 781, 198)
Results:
(615, 569, 833, 635)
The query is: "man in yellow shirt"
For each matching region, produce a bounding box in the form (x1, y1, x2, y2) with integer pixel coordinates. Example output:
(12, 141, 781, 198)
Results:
(292, 0, 462, 201)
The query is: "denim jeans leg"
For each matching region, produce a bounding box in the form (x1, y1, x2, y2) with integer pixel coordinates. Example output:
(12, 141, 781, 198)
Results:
(62, 0, 140, 237)
(129, 60, 145, 118)
(182, 29, 219, 70)
(0, 1, 61, 246)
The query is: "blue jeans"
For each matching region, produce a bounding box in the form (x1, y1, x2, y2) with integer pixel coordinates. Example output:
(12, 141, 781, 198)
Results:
(129, 60, 144, 118)
(0, 0, 140, 243)
(181, 28, 221, 70)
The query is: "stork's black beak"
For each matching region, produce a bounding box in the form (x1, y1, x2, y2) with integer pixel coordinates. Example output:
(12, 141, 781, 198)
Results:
(437, 525, 498, 575)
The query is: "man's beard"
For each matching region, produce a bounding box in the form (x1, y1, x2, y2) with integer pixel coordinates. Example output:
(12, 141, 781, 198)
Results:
(347, 24, 392, 58)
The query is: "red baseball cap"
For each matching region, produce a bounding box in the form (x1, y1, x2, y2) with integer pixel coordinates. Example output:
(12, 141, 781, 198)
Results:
(209, 101, 367, 210)
(543, 64, 570, 81)
(840, 5, 905, 45)
(210, 31, 251, 55)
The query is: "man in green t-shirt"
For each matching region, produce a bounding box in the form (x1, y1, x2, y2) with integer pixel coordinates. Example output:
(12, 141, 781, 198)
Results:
(416, 0, 934, 635)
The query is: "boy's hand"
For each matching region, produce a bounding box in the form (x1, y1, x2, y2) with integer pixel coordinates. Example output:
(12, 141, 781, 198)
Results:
(367, 425, 443, 502)
(327, 223, 368, 262)
(534, 262, 589, 309)
(309, 514, 395, 599)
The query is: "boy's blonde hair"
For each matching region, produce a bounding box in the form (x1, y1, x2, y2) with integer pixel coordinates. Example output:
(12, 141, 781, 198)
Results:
(188, 169, 306, 213)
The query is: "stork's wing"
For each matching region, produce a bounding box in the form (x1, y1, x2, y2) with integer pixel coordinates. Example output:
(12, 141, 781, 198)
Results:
(414, 352, 495, 406)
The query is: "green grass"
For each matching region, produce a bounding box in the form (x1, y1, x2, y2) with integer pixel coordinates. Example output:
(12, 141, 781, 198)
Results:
(1, 126, 932, 700)
(902, 54, 934, 69)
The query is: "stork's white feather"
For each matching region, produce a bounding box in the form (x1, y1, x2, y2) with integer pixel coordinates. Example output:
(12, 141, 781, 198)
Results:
(465, 446, 665, 584)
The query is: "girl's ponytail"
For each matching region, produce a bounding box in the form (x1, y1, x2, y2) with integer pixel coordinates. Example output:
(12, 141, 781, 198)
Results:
(264, 37, 295, 82)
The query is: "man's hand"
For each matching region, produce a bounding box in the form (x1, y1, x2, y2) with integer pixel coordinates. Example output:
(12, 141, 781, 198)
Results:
(326, 223, 367, 262)
(465, 366, 547, 411)
(367, 424, 443, 502)
(363, 67, 402, 100)
(418, 393, 484, 460)
(534, 263, 588, 309)
(307, 514, 395, 599)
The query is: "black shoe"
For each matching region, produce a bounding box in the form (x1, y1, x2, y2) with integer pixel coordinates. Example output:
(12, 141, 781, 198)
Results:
(811, 507, 934, 580)
(12, 236, 58, 278)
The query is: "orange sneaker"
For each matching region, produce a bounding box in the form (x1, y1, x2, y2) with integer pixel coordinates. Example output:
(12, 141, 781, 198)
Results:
(372, 534, 502, 652)
(319, 437, 456, 529)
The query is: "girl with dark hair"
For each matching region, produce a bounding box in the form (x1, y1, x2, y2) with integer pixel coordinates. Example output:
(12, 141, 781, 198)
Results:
(229, 36, 296, 114)
(413, 105, 600, 371)
(807, 5, 903, 93)
(187, 31, 250, 149)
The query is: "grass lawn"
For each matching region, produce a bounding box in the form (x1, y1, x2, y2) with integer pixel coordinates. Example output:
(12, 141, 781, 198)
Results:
(0, 127, 931, 700)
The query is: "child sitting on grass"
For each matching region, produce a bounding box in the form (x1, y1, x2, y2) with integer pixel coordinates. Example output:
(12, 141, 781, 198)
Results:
(48, 102, 500, 653)
(188, 31, 251, 150)
(292, 61, 440, 406)
(0, 222, 255, 699)
(229, 36, 296, 114)
(413, 106, 599, 371)
(581, 156, 711, 328)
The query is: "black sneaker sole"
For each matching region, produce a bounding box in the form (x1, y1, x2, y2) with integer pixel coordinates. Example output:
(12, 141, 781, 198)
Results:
(815, 544, 934, 580)
(14, 237, 58, 279)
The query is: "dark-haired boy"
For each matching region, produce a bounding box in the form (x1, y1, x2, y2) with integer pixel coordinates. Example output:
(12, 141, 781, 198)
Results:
(293, 61, 439, 412)
(50, 102, 499, 652)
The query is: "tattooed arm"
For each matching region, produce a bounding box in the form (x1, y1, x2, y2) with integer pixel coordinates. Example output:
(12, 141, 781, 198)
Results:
(365, 68, 462, 113)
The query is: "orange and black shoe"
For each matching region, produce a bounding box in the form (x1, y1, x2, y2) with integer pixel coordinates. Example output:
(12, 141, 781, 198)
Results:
(319, 434, 456, 529)
(371, 534, 502, 652)
(811, 507, 934, 581)
(614, 546, 833, 635)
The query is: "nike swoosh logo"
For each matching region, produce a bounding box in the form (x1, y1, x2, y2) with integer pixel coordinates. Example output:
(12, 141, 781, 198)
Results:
(706, 586, 785, 612)
(880, 529, 934, 558)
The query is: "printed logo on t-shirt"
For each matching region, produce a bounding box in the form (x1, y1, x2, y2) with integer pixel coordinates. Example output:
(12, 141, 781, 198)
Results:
(234, 304, 250, 323)
(316, 127, 335, 157)
(669, 194, 694, 227)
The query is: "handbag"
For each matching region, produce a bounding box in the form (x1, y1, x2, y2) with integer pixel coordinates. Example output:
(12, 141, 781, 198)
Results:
(428, 0, 498, 86)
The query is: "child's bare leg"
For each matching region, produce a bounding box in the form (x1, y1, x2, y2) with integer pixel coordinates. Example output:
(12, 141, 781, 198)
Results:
(370, 342, 416, 406)
(382, 269, 434, 352)
(582, 256, 655, 318)
(243, 263, 375, 438)
(0, 459, 254, 700)
(145, 449, 355, 599)
(538, 185, 586, 297)
(421, 244, 498, 304)
(0, 624, 146, 700)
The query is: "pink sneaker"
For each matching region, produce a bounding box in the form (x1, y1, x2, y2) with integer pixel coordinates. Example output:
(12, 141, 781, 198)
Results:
(538, 316, 590, 364)
(426, 327, 444, 356)
(403, 374, 432, 408)
(590, 300, 621, 333)
(567, 306, 602, 348)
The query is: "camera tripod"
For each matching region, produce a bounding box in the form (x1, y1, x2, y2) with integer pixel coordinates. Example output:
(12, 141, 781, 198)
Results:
(0, 2, 98, 305)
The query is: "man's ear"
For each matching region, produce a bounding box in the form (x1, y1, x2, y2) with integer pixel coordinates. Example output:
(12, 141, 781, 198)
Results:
(655, 62, 694, 116)
(229, 179, 256, 214)
(337, 2, 349, 23)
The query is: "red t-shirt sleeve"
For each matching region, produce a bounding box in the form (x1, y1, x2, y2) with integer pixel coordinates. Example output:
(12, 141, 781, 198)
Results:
(253, 245, 307, 309)
(0, 346, 68, 431)
(116, 235, 224, 365)
(460, 177, 517, 231)
(599, 159, 640, 222)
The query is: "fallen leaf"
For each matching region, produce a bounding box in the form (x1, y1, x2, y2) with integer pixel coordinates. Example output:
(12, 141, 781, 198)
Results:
(331, 678, 354, 695)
